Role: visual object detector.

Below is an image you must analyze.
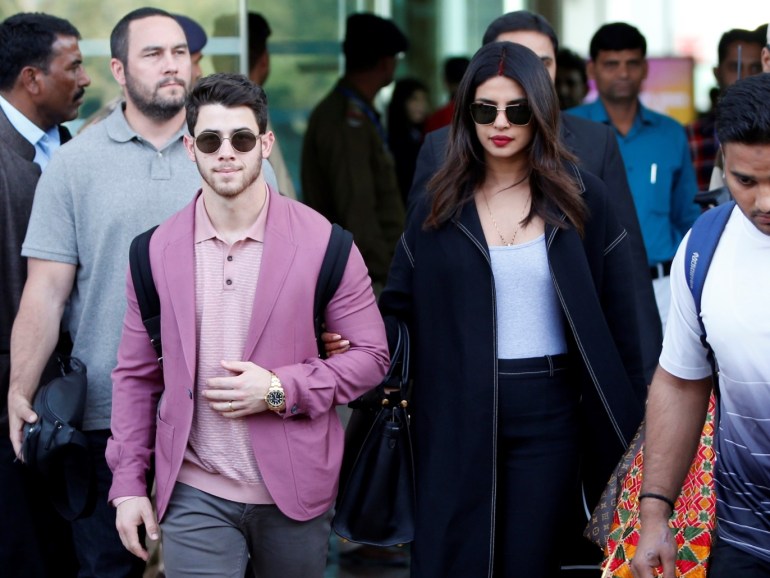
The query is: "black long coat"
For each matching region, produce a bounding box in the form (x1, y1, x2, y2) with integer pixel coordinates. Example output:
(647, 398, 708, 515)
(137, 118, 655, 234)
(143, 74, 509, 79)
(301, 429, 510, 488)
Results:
(380, 168, 646, 578)
(408, 120, 662, 384)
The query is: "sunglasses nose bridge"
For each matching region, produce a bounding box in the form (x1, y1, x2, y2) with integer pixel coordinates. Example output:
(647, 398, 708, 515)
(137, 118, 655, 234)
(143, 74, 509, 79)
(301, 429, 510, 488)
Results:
(217, 136, 237, 155)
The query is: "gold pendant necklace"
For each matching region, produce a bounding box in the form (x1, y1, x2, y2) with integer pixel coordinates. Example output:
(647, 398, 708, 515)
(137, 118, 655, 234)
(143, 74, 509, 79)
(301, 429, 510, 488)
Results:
(483, 173, 530, 246)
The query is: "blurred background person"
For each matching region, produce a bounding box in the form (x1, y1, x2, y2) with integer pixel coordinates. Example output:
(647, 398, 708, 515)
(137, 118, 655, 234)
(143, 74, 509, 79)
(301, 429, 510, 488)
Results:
(686, 27, 763, 191)
(174, 14, 207, 82)
(387, 77, 430, 203)
(555, 48, 588, 110)
(302, 12, 408, 290)
(569, 22, 700, 328)
(423, 55, 469, 134)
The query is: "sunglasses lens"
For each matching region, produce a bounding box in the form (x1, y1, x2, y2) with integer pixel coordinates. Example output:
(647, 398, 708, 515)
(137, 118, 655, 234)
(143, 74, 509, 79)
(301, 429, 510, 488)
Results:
(230, 131, 258, 153)
(470, 103, 497, 125)
(506, 105, 532, 126)
(195, 133, 221, 154)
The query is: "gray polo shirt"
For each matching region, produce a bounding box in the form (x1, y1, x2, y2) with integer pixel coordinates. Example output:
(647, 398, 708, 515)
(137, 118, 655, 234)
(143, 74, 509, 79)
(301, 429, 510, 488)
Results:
(22, 106, 203, 430)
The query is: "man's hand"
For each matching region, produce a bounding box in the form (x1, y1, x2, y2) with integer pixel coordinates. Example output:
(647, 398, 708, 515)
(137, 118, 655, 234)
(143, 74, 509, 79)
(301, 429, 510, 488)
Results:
(630, 510, 677, 578)
(322, 332, 350, 357)
(8, 391, 38, 457)
(203, 360, 271, 418)
(116, 497, 158, 561)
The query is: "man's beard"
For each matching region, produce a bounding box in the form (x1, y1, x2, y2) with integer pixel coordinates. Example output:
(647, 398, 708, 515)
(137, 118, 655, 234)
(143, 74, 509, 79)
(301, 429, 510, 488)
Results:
(200, 154, 263, 200)
(125, 71, 187, 121)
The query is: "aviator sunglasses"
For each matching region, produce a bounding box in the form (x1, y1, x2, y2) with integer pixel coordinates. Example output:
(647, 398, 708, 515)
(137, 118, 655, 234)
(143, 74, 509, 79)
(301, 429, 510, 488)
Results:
(194, 130, 259, 154)
(469, 102, 532, 126)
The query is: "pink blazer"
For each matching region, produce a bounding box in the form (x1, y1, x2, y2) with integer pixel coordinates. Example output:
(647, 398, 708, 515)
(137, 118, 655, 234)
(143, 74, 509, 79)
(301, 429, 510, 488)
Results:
(107, 188, 389, 521)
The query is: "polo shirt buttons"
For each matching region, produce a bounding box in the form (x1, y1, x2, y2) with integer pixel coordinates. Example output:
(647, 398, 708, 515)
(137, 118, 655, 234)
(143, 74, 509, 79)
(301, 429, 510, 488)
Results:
(226, 279, 232, 285)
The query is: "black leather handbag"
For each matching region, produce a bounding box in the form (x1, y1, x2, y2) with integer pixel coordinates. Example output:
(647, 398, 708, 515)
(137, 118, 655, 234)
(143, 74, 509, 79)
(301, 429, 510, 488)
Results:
(22, 353, 91, 520)
(333, 319, 415, 546)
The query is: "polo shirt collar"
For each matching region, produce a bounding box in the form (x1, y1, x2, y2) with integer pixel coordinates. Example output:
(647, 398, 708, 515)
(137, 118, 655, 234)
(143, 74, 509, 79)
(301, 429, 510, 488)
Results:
(194, 186, 270, 244)
(635, 101, 657, 126)
(590, 97, 657, 133)
(104, 102, 187, 148)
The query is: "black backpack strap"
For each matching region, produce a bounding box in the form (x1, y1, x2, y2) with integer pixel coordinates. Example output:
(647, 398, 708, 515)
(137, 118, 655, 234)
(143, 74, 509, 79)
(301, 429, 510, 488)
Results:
(314, 224, 354, 358)
(129, 225, 162, 365)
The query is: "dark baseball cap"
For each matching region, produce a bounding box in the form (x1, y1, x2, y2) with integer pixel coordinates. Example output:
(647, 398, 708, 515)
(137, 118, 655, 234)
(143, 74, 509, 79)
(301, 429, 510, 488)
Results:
(342, 13, 409, 60)
(173, 14, 207, 54)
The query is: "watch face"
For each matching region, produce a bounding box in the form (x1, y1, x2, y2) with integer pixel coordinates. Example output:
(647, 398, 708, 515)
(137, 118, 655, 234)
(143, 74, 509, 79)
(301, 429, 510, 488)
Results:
(266, 388, 285, 408)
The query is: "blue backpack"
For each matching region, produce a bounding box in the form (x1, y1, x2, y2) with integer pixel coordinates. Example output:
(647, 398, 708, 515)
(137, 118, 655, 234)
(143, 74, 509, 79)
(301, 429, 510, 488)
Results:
(684, 200, 735, 378)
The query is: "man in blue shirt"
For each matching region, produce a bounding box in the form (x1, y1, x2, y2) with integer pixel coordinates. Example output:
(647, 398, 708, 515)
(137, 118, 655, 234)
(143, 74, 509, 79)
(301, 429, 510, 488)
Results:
(568, 22, 700, 327)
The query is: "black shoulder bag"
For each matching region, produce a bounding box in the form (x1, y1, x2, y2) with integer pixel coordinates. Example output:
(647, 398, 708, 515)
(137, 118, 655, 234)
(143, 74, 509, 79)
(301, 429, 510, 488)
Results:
(21, 333, 91, 520)
(333, 319, 415, 546)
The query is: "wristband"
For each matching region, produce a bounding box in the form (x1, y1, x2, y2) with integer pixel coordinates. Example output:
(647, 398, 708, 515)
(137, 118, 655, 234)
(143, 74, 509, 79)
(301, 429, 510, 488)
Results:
(639, 492, 676, 512)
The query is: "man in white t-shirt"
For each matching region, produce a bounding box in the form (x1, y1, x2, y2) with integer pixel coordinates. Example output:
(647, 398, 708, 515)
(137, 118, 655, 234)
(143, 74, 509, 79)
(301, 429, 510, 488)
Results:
(631, 74, 770, 577)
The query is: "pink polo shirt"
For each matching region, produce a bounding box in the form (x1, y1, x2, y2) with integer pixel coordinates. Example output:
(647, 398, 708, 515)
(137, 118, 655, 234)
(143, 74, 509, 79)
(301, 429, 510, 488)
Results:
(176, 191, 274, 505)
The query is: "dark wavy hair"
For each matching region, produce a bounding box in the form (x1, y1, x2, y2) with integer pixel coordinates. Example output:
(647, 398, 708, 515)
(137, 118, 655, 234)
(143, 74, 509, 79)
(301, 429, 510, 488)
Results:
(186, 72, 268, 135)
(425, 41, 586, 236)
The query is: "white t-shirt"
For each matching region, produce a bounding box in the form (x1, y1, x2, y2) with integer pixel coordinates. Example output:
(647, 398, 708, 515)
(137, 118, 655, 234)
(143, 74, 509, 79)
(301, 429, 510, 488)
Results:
(660, 205, 770, 561)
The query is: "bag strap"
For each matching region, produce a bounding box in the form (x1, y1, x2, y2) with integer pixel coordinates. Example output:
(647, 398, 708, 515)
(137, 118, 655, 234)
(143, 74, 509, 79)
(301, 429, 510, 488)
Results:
(684, 201, 734, 378)
(313, 224, 354, 359)
(129, 225, 162, 365)
(380, 320, 411, 396)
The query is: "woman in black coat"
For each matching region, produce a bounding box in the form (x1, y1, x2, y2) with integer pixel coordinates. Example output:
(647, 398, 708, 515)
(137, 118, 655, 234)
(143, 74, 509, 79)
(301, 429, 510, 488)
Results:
(378, 41, 647, 578)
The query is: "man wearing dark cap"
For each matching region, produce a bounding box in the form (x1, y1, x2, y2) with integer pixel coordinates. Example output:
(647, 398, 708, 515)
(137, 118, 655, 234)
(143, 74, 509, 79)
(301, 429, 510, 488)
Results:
(174, 14, 207, 80)
(302, 12, 408, 289)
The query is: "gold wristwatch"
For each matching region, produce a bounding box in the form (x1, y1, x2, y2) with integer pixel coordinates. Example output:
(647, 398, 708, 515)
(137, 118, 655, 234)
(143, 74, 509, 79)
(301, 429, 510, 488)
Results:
(264, 372, 286, 412)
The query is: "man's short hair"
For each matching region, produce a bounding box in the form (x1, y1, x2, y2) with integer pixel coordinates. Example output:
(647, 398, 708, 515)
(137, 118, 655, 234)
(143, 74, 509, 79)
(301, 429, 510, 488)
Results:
(716, 73, 770, 145)
(589, 22, 646, 61)
(717, 28, 764, 65)
(111, 7, 175, 65)
(482, 10, 559, 53)
(556, 48, 587, 84)
(342, 13, 408, 73)
(248, 12, 271, 70)
(186, 72, 268, 135)
(0, 12, 80, 91)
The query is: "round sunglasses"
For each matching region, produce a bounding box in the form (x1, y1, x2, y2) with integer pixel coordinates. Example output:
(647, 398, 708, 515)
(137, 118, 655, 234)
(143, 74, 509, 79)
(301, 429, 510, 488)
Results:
(469, 102, 532, 126)
(194, 130, 260, 154)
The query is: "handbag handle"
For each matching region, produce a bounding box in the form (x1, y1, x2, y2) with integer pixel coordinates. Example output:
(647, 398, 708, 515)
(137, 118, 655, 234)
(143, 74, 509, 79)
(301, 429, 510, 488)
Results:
(349, 319, 410, 410)
(381, 320, 410, 395)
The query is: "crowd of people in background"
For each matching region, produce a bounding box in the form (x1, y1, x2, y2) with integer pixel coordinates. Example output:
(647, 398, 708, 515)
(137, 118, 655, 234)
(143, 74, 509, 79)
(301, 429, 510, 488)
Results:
(1, 5, 770, 578)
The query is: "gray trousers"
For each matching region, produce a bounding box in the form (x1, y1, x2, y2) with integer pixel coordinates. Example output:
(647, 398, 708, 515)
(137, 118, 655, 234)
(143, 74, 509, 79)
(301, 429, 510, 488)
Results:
(160, 483, 332, 578)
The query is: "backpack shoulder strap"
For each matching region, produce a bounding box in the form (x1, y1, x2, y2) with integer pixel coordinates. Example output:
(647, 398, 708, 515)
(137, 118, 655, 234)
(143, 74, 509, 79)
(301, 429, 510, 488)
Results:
(314, 224, 354, 359)
(684, 201, 734, 374)
(129, 225, 162, 365)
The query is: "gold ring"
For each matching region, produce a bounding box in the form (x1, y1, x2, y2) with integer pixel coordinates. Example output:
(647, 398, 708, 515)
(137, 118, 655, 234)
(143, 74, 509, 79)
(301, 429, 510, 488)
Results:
(228, 400, 233, 411)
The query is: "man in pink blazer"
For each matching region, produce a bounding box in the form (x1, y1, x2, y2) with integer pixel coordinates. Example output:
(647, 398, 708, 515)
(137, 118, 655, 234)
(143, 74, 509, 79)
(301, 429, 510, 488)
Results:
(106, 73, 389, 577)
